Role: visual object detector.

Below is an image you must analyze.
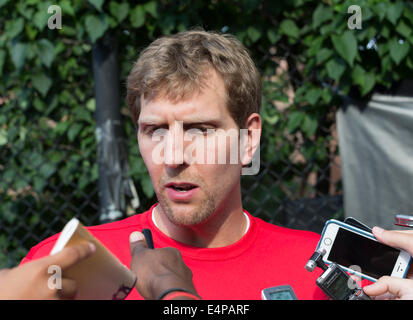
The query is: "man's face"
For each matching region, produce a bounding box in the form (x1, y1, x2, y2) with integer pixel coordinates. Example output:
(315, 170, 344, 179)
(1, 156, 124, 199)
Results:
(137, 70, 243, 226)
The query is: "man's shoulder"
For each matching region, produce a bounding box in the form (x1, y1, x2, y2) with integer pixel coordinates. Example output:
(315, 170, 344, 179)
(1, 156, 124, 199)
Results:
(21, 208, 153, 264)
(251, 214, 321, 243)
(87, 210, 148, 233)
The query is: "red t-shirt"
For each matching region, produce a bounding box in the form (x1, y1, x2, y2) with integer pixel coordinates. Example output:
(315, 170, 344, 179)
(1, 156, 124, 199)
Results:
(21, 204, 327, 300)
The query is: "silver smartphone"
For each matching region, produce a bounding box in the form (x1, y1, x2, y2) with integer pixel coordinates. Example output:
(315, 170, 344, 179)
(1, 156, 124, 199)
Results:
(317, 219, 412, 282)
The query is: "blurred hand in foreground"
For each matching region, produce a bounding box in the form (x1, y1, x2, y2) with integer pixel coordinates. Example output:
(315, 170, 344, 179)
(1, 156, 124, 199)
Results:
(0, 241, 95, 300)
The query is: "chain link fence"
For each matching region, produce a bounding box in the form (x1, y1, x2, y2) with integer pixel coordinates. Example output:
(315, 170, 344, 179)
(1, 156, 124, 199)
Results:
(0, 114, 100, 267)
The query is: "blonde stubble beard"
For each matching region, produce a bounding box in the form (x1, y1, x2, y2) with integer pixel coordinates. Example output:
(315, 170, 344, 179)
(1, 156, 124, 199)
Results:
(156, 176, 217, 227)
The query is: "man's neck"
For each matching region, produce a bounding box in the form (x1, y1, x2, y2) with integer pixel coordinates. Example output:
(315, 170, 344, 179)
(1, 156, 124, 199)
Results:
(152, 203, 249, 248)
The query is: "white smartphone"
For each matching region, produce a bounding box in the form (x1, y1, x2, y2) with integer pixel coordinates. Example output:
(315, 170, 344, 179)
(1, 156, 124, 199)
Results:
(317, 219, 412, 282)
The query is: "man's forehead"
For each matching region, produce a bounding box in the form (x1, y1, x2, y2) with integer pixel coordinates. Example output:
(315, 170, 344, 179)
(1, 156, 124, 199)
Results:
(139, 94, 227, 126)
(138, 111, 223, 126)
(138, 68, 229, 123)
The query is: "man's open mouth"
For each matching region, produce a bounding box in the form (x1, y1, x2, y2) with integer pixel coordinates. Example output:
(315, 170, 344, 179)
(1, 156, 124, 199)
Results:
(165, 182, 198, 192)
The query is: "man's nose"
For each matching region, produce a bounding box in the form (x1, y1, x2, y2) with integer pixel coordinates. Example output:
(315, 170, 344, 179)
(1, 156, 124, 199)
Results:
(164, 122, 185, 168)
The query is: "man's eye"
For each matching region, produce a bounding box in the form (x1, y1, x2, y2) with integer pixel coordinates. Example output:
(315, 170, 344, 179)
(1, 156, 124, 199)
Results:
(198, 126, 216, 133)
(143, 127, 155, 135)
(142, 126, 165, 137)
(188, 127, 213, 135)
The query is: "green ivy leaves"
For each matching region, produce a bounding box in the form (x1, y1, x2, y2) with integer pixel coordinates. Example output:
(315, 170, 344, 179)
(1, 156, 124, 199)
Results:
(32, 73, 52, 97)
(389, 39, 411, 65)
(9, 42, 29, 70)
(85, 14, 109, 43)
(331, 31, 357, 67)
(109, 2, 129, 23)
(280, 19, 300, 39)
(130, 5, 146, 28)
(36, 39, 55, 68)
(307, 1, 412, 97)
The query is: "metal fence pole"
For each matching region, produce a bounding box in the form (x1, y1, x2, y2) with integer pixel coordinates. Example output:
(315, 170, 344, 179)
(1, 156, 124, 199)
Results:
(92, 33, 128, 223)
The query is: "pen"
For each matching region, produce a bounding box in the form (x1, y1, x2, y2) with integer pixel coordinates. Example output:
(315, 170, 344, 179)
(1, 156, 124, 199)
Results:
(142, 228, 155, 249)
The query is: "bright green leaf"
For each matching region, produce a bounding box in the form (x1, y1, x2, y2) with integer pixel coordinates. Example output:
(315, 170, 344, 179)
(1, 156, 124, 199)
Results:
(86, 98, 96, 111)
(326, 58, 346, 80)
(351, 65, 376, 96)
(33, 10, 49, 31)
(60, 0, 76, 16)
(312, 4, 333, 29)
(321, 88, 333, 104)
(305, 88, 321, 105)
(130, 5, 145, 28)
(265, 114, 279, 125)
(0, 128, 7, 146)
(267, 29, 280, 44)
(247, 26, 261, 43)
(9, 42, 29, 70)
(25, 24, 38, 40)
(88, 0, 104, 12)
(396, 20, 412, 38)
(68, 123, 83, 142)
(5, 18, 24, 39)
(302, 115, 318, 136)
(279, 19, 300, 39)
(36, 39, 55, 68)
(33, 97, 46, 112)
(109, 1, 129, 23)
(18, 6, 34, 20)
(33, 176, 46, 192)
(404, 7, 413, 25)
(361, 73, 376, 96)
(0, 0, 9, 9)
(144, 1, 158, 18)
(316, 48, 333, 64)
(287, 111, 305, 133)
(85, 15, 109, 43)
(331, 31, 357, 66)
(39, 162, 56, 179)
(389, 39, 410, 65)
(377, 41, 389, 57)
(32, 73, 52, 97)
(351, 64, 365, 86)
(386, 1, 404, 25)
(373, 2, 388, 22)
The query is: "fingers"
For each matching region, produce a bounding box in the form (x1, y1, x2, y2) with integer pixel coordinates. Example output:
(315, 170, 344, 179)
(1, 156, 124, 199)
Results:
(56, 279, 78, 300)
(129, 231, 150, 292)
(372, 227, 413, 254)
(363, 276, 408, 298)
(129, 231, 148, 257)
(47, 241, 96, 270)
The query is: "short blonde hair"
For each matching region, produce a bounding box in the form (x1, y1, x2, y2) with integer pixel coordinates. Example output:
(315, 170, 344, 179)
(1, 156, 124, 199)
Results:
(126, 29, 261, 128)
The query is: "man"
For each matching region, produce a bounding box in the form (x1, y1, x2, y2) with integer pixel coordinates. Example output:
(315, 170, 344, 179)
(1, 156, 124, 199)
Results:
(21, 29, 327, 299)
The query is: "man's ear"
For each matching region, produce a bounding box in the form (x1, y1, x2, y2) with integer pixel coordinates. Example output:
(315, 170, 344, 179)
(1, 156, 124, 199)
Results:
(240, 113, 261, 168)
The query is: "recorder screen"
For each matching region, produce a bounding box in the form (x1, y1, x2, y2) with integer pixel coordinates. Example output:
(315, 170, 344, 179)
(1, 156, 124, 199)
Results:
(328, 228, 400, 280)
(268, 290, 295, 300)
